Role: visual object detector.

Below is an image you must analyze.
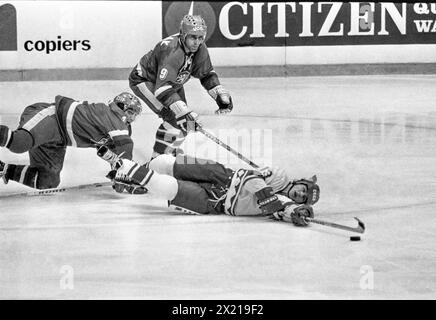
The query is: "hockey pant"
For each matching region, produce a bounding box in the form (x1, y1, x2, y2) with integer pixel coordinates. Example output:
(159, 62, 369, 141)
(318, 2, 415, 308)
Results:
(3, 103, 66, 189)
(149, 154, 235, 214)
(130, 81, 190, 158)
(170, 180, 225, 214)
(172, 154, 235, 189)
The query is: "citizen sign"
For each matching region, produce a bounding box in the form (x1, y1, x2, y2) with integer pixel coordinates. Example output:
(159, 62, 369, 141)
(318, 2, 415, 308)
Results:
(162, 2, 436, 47)
(218, 2, 405, 40)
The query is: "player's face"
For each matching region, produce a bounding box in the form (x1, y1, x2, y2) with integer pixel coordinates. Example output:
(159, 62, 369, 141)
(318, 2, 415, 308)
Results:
(124, 109, 138, 123)
(184, 34, 204, 52)
(288, 184, 308, 204)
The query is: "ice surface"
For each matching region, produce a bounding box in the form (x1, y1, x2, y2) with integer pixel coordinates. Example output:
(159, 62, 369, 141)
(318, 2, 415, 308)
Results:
(1, 76, 436, 299)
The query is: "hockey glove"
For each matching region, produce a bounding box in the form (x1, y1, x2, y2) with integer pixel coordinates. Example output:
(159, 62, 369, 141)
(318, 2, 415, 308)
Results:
(208, 85, 233, 115)
(255, 186, 284, 215)
(169, 101, 200, 133)
(272, 204, 314, 226)
(290, 204, 314, 227)
(105, 159, 149, 194)
(114, 159, 154, 186)
(97, 145, 123, 170)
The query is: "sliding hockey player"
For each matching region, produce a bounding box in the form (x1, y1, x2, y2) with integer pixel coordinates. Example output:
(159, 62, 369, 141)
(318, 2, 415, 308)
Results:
(0, 92, 142, 190)
(102, 151, 320, 226)
(129, 14, 233, 158)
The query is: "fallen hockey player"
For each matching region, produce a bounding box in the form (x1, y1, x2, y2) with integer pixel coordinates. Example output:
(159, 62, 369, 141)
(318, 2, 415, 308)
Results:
(0, 92, 142, 190)
(102, 150, 320, 226)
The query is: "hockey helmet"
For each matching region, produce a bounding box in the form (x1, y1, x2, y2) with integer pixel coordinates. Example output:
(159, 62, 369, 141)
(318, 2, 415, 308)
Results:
(264, 167, 320, 205)
(289, 176, 320, 205)
(113, 92, 142, 115)
(180, 15, 207, 40)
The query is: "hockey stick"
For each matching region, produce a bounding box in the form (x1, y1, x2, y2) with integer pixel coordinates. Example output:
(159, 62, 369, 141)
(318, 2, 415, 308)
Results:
(169, 204, 202, 215)
(306, 216, 365, 234)
(0, 181, 112, 199)
(196, 124, 260, 169)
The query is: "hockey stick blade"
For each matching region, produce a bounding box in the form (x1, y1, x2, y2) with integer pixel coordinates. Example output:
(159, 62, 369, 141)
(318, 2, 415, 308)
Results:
(306, 216, 365, 234)
(0, 181, 112, 199)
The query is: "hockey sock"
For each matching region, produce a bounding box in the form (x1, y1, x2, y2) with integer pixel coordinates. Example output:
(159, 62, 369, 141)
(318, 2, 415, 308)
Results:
(153, 122, 185, 156)
(5, 164, 39, 188)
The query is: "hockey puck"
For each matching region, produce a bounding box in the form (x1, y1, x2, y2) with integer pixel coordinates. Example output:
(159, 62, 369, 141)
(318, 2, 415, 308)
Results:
(350, 236, 361, 241)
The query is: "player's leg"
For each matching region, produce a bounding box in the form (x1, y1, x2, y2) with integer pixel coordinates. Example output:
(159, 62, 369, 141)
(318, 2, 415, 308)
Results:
(2, 143, 66, 189)
(1, 103, 65, 188)
(130, 81, 163, 115)
(111, 157, 219, 214)
(1, 103, 61, 153)
(148, 154, 235, 189)
(170, 180, 219, 214)
(130, 82, 189, 158)
(151, 86, 190, 158)
(152, 120, 186, 158)
(29, 143, 66, 189)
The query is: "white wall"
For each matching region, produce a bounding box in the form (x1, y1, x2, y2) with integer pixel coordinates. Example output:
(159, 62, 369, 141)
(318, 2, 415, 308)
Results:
(0, 1, 161, 69)
(1, 1, 436, 70)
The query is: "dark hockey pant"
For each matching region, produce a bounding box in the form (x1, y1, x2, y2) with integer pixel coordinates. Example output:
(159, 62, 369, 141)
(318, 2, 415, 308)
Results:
(169, 155, 235, 214)
(4, 103, 66, 189)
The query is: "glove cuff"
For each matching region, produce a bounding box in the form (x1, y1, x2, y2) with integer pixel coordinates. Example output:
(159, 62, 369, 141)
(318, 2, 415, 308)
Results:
(208, 85, 228, 100)
(255, 186, 284, 214)
(169, 100, 191, 118)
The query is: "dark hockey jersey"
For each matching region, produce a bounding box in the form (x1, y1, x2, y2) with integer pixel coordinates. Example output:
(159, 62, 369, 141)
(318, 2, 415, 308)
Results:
(129, 34, 220, 108)
(54, 95, 133, 159)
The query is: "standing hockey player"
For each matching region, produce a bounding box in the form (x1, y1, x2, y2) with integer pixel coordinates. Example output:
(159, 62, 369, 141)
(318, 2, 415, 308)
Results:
(129, 14, 233, 158)
(102, 152, 320, 226)
(0, 92, 142, 190)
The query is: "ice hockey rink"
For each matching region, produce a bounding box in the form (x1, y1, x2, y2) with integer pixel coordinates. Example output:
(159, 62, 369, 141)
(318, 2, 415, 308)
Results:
(0, 75, 435, 299)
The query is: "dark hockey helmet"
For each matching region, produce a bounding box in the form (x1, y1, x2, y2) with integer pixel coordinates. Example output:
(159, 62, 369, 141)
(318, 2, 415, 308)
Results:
(180, 15, 207, 40)
(289, 175, 320, 205)
(263, 168, 320, 205)
(113, 92, 142, 115)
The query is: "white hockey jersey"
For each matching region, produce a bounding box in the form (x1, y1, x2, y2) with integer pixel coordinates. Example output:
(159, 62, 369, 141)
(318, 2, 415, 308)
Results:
(224, 169, 294, 216)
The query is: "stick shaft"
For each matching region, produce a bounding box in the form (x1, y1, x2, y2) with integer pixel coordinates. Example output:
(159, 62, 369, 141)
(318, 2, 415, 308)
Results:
(197, 125, 260, 169)
(0, 181, 112, 199)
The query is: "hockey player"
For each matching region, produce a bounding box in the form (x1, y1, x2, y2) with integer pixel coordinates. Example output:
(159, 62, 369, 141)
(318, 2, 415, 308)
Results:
(0, 92, 142, 190)
(103, 152, 320, 226)
(129, 14, 233, 158)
